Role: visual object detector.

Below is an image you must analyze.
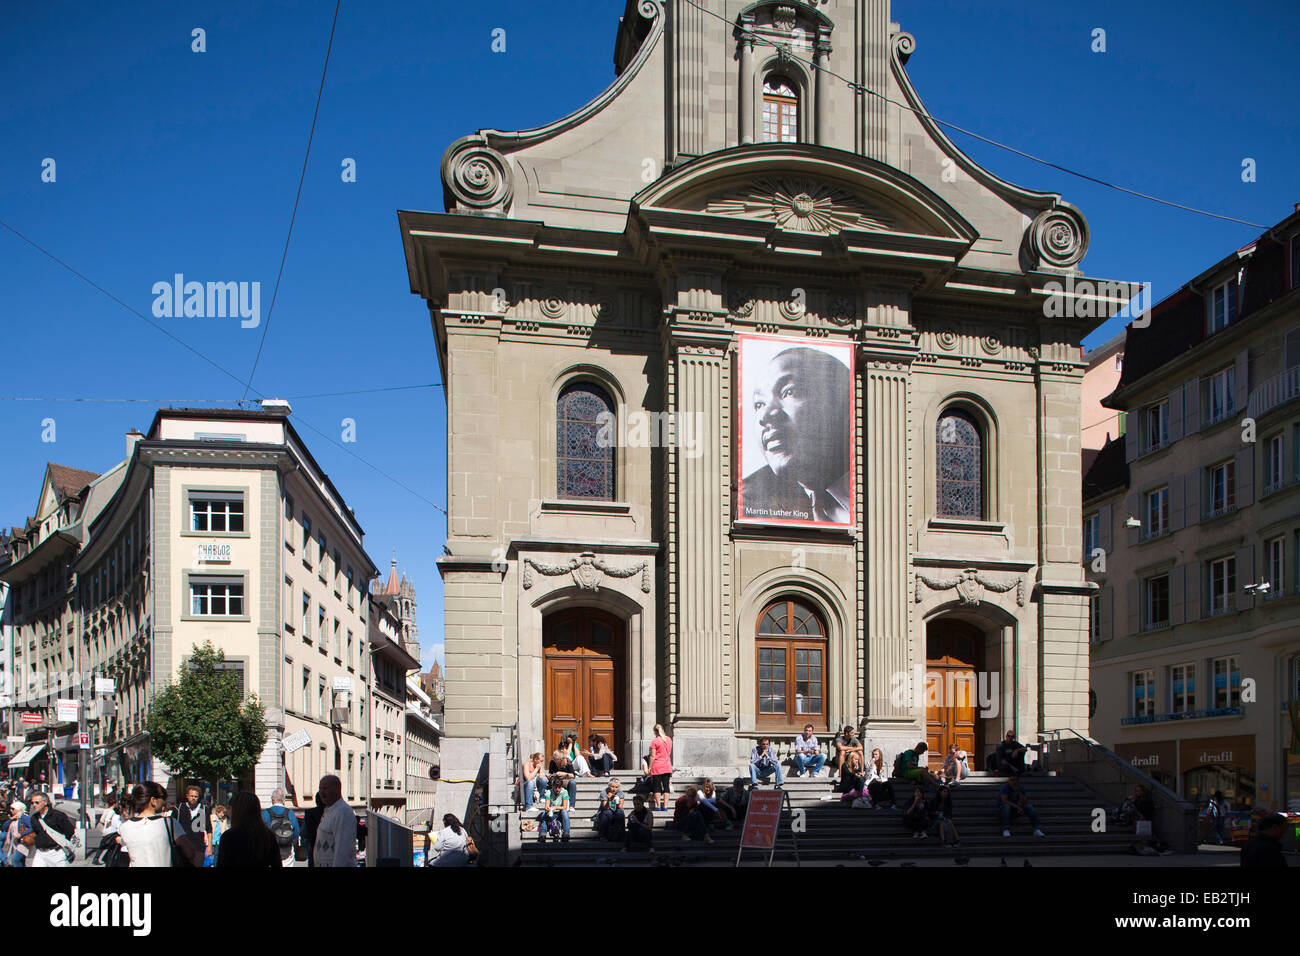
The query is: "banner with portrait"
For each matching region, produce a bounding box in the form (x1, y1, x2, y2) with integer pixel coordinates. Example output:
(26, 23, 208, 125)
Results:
(736, 334, 854, 528)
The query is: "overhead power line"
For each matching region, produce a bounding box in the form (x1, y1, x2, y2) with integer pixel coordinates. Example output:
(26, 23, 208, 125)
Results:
(241, 0, 344, 403)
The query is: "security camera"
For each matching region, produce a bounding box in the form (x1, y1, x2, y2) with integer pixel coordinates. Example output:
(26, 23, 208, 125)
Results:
(1124, 516, 1142, 528)
(1244, 581, 1271, 595)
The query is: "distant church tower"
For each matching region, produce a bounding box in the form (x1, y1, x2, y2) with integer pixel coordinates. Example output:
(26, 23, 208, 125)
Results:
(380, 555, 421, 663)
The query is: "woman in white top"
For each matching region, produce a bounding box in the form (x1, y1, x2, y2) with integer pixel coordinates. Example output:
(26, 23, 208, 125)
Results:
(428, 813, 470, 867)
(116, 781, 174, 868)
(864, 748, 896, 810)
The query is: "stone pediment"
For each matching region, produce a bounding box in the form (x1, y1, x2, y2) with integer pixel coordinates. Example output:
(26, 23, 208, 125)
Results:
(704, 179, 892, 235)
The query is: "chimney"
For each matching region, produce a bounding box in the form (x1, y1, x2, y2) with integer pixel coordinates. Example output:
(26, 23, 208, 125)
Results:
(126, 430, 144, 461)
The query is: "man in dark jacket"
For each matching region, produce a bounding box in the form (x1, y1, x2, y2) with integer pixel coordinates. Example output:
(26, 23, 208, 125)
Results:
(175, 785, 210, 866)
(28, 792, 76, 867)
(1241, 813, 1289, 868)
(302, 791, 325, 867)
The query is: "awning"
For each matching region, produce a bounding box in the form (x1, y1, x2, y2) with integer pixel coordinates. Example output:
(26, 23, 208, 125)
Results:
(7, 744, 47, 771)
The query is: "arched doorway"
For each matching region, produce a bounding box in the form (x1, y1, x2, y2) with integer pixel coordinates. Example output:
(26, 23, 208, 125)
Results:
(925, 619, 984, 761)
(543, 608, 624, 755)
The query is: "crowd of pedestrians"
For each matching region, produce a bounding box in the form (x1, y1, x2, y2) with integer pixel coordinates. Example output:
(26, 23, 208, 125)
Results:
(0, 774, 360, 868)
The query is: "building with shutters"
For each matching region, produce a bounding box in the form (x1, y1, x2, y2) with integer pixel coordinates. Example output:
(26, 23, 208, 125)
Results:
(400, 0, 1134, 808)
(1086, 206, 1300, 813)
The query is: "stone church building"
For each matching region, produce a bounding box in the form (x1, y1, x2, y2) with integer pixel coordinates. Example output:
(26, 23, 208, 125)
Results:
(400, 0, 1126, 786)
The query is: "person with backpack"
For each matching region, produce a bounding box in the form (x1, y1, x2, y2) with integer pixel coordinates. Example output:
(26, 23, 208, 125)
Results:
(538, 776, 571, 843)
(263, 788, 301, 867)
(895, 742, 942, 790)
(1207, 790, 1229, 845)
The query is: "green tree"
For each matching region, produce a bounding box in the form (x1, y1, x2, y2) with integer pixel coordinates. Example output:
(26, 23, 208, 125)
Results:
(146, 641, 267, 784)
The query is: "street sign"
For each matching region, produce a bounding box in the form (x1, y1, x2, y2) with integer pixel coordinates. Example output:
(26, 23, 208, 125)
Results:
(78, 732, 90, 750)
(332, 676, 352, 693)
(94, 678, 116, 695)
(281, 729, 311, 753)
(56, 699, 79, 723)
(20, 712, 42, 725)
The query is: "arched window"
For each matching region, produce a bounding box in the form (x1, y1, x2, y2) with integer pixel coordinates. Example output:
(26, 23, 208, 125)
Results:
(756, 597, 826, 726)
(937, 408, 983, 518)
(557, 381, 615, 501)
(762, 75, 799, 143)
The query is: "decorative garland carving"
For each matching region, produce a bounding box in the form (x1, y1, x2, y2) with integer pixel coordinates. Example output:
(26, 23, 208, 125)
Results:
(914, 569, 1024, 607)
(522, 554, 652, 593)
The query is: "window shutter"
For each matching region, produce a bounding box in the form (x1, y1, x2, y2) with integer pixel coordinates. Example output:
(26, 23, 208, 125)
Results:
(1170, 565, 1185, 626)
(1286, 327, 1300, 370)
(1169, 475, 1184, 532)
(1183, 379, 1200, 433)
(1100, 586, 1113, 642)
(1166, 388, 1183, 441)
(1233, 348, 1249, 412)
(1184, 468, 1201, 526)
(1236, 545, 1255, 592)
(1185, 561, 1201, 622)
(1126, 579, 1140, 635)
(1099, 502, 1113, 553)
(1125, 493, 1140, 546)
(1235, 447, 1254, 506)
(1125, 416, 1139, 462)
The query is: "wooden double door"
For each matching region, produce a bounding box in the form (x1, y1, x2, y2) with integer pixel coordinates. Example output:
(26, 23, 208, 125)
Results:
(925, 620, 983, 761)
(543, 608, 624, 756)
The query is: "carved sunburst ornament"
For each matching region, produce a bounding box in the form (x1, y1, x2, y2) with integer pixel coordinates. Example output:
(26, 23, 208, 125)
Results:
(706, 180, 891, 235)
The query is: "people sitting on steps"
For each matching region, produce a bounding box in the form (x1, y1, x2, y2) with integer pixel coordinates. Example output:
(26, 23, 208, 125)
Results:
(749, 737, 785, 788)
(697, 779, 735, 829)
(903, 784, 933, 839)
(548, 748, 579, 807)
(839, 751, 868, 804)
(791, 724, 827, 778)
(538, 777, 571, 844)
(895, 741, 944, 791)
(720, 778, 749, 821)
(998, 773, 1045, 838)
(865, 748, 896, 809)
(522, 752, 548, 810)
(594, 779, 626, 842)
(942, 744, 970, 784)
(582, 734, 617, 777)
(995, 731, 1029, 776)
(622, 794, 654, 855)
(673, 785, 714, 843)
(932, 783, 962, 848)
(831, 725, 863, 782)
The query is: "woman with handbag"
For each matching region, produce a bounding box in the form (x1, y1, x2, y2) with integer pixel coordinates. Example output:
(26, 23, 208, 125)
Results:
(117, 782, 203, 868)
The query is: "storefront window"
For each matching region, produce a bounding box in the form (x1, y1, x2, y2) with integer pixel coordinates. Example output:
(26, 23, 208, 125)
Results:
(1184, 765, 1254, 810)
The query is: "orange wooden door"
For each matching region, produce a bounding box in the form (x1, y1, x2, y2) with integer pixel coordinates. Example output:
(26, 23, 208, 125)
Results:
(925, 621, 982, 762)
(543, 609, 623, 755)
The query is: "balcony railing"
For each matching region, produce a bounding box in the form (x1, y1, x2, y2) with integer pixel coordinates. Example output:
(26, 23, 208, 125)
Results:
(1122, 705, 1244, 726)
(1247, 365, 1300, 419)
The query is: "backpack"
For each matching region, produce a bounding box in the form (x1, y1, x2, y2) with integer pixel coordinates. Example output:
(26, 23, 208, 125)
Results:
(268, 809, 296, 851)
(891, 751, 908, 778)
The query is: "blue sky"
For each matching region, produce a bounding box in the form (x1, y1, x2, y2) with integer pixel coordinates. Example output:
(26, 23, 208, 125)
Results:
(1, 0, 1296, 668)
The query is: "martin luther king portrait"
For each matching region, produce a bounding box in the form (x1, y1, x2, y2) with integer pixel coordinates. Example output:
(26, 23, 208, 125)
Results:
(737, 336, 854, 527)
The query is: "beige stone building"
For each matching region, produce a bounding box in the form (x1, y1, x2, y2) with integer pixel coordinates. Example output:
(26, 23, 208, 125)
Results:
(1087, 208, 1300, 814)
(5, 407, 380, 813)
(400, 0, 1130, 801)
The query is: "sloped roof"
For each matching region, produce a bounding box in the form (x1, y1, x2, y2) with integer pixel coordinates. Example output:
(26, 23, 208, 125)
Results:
(48, 464, 99, 499)
(1083, 436, 1128, 502)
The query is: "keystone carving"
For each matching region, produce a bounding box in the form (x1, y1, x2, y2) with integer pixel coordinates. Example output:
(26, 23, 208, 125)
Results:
(915, 569, 1024, 607)
(522, 553, 652, 593)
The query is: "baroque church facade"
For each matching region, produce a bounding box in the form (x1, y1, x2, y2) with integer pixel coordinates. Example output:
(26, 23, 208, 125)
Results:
(400, 0, 1126, 780)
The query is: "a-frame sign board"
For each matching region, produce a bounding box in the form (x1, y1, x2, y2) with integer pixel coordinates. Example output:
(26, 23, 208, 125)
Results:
(735, 787, 801, 867)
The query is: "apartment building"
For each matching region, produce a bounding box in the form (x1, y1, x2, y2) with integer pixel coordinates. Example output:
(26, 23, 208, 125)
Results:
(1086, 207, 1300, 813)
(369, 591, 418, 820)
(8, 406, 380, 812)
(404, 674, 441, 828)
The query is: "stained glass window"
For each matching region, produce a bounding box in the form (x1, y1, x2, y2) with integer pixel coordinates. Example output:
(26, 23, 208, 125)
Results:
(762, 76, 799, 143)
(937, 409, 983, 518)
(757, 598, 825, 724)
(557, 381, 615, 500)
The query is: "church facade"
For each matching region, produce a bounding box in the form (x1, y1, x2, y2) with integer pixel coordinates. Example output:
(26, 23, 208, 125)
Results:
(400, 0, 1127, 781)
